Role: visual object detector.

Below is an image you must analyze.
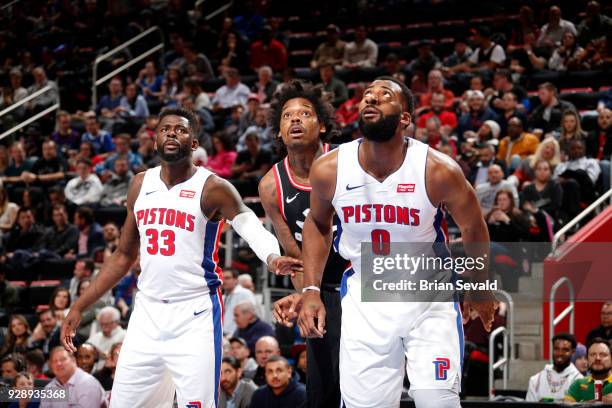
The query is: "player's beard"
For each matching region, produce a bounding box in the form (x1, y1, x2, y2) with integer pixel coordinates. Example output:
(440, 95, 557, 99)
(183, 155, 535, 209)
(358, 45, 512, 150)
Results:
(159, 143, 192, 162)
(358, 112, 401, 142)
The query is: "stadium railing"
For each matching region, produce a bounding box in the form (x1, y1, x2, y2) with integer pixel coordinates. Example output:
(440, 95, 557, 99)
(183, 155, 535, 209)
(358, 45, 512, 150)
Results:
(0, 85, 60, 141)
(548, 277, 574, 363)
(489, 326, 509, 400)
(495, 289, 515, 360)
(91, 26, 165, 108)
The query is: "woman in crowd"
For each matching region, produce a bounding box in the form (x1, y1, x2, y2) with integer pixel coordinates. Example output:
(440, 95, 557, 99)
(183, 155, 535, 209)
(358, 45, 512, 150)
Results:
(0, 184, 19, 233)
(119, 83, 150, 123)
(555, 110, 587, 157)
(0, 315, 31, 357)
(205, 134, 238, 179)
(510, 137, 561, 189)
(49, 287, 71, 322)
(180, 79, 212, 111)
(159, 65, 183, 107)
(486, 189, 530, 243)
(548, 31, 584, 71)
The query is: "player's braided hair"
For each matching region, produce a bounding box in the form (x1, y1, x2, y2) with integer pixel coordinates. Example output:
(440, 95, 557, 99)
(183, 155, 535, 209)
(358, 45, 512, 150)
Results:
(269, 80, 339, 142)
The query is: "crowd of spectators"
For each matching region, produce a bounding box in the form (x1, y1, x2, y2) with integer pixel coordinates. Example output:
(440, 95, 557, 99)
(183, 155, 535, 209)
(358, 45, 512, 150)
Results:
(0, 0, 610, 405)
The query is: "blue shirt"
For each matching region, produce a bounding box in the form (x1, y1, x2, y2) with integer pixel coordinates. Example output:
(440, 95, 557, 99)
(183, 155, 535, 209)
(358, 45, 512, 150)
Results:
(81, 130, 115, 154)
(95, 152, 143, 175)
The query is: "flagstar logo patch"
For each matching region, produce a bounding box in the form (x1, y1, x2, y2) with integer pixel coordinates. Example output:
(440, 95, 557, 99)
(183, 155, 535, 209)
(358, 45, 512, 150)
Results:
(180, 190, 196, 199)
(397, 184, 415, 193)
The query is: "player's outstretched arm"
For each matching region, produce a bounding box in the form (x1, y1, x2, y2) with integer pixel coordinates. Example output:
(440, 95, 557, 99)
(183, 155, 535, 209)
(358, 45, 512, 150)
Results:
(298, 151, 337, 338)
(426, 150, 498, 331)
(61, 173, 144, 352)
(202, 174, 302, 275)
(259, 170, 304, 290)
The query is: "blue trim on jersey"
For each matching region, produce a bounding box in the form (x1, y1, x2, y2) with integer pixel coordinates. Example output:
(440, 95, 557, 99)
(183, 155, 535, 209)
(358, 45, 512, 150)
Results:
(333, 218, 343, 253)
(453, 300, 465, 374)
(202, 221, 222, 291)
(340, 267, 354, 299)
(210, 291, 223, 407)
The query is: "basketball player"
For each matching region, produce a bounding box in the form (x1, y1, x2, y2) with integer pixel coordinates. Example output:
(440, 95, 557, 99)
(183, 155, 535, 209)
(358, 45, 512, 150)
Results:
(258, 81, 349, 407)
(60, 108, 301, 408)
(297, 78, 498, 408)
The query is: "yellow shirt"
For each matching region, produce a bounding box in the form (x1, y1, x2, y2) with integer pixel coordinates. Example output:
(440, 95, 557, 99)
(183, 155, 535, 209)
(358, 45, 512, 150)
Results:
(497, 132, 540, 165)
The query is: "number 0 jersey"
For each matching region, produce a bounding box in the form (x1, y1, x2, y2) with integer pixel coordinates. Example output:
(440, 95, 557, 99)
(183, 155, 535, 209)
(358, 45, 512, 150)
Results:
(331, 138, 448, 290)
(133, 166, 223, 302)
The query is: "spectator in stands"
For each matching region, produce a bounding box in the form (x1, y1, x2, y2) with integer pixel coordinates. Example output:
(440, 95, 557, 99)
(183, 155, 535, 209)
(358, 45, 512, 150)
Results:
(536, 5, 577, 51)
(231, 133, 273, 196)
(20, 139, 67, 190)
(2, 142, 32, 186)
(587, 302, 612, 344)
(159, 66, 183, 108)
(476, 164, 519, 213)
(238, 274, 255, 292)
(587, 107, 611, 160)
(417, 117, 447, 151)
(223, 269, 256, 335)
(0, 315, 31, 357)
(101, 222, 119, 263)
(462, 26, 506, 74)
(3, 68, 27, 110)
(250, 355, 307, 408)
(250, 25, 287, 73)
(94, 341, 121, 391)
(27, 67, 59, 112)
(41, 347, 105, 408)
(408, 41, 440, 94)
(118, 83, 149, 123)
(206, 134, 237, 179)
(252, 336, 281, 386)
(419, 70, 455, 111)
(457, 90, 499, 141)
(3, 208, 46, 255)
(311, 24, 345, 69)
(252, 66, 279, 104)
(417, 92, 458, 133)
(554, 139, 601, 186)
(530, 84, 576, 135)
(489, 69, 527, 112)
(336, 83, 365, 132)
(10, 371, 36, 407)
(382, 53, 406, 84)
(572, 344, 589, 375)
(212, 68, 251, 111)
(0, 354, 24, 382)
(547, 31, 584, 71)
(527, 333, 583, 402)
(498, 92, 529, 137)
(71, 206, 104, 258)
(51, 110, 80, 153)
(564, 338, 612, 403)
(318, 64, 348, 108)
(66, 258, 94, 302)
(76, 343, 98, 374)
(497, 117, 540, 171)
(137, 131, 161, 170)
(233, 302, 274, 355)
(86, 307, 126, 366)
(180, 42, 214, 82)
(520, 158, 564, 223)
(49, 287, 71, 321)
(577, 1, 612, 47)
(556, 110, 588, 157)
(76, 278, 107, 339)
(507, 5, 540, 52)
(137, 61, 164, 104)
(219, 355, 257, 408)
(485, 189, 529, 242)
(99, 157, 132, 207)
(218, 32, 249, 76)
(441, 36, 473, 76)
(96, 77, 123, 127)
(342, 25, 378, 69)
(0, 184, 19, 234)
(29, 310, 73, 358)
(94, 134, 142, 180)
(64, 159, 103, 206)
(237, 107, 272, 151)
(511, 138, 561, 188)
(0, 268, 18, 309)
(25, 349, 47, 380)
(473, 120, 501, 146)
(230, 336, 258, 377)
(81, 114, 114, 156)
(469, 144, 507, 188)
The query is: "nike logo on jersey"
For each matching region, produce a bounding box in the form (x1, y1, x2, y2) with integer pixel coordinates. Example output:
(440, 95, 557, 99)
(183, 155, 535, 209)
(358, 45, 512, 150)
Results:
(193, 309, 206, 316)
(346, 184, 365, 191)
(286, 193, 299, 204)
(145, 190, 158, 195)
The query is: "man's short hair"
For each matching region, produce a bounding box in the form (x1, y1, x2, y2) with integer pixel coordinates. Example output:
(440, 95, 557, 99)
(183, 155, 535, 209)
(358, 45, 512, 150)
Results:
(539, 82, 558, 95)
(494, 69, 512, 81)
(76, 258, 95, 273)
(1, 354, 25, 372)
(229, 336, 248, 347)
(158, 107, 200, 137)
(25, 349, 45, 369)
(587, 337, 612, 355)
(552, 333, 577, 349)
(224, 269, 240, 279)
(97, 306, 120, 322)
(265, 355, 290, 369)
(49, 346, 74, 360)
(222, 356, 241, 370)
(374, 76, 415, 118)
(76, 158, 92, 167)
(75, 206, 94, 225)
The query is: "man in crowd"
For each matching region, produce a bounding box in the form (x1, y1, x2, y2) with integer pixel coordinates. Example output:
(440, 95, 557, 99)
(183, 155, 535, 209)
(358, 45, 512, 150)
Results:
(476, 164, 519, 213)
(417, 92, 457, 131)
(81, 113, 114, 156)
(565, 338, 612, 403)
(527, 333, 583, 402)
(52, 110, 80, 152)
(223, 269, 256, 335)
(70, 206, 104, 258)
(252, 336, 281, 386)
(41, 347, 106, 408)
(27, 67, 59, 112)
(65, 158, 104, 206)
(219, 356, 257, 408)
(469, 144, 507, 187)
(587, 302, 612, 344)
(100, 157, 132, 207)
(529, 82, 575, 134)
(319, 64, 348, 107)
(76, 343, 99, 374)
(554, 139, 602, 189)
(463, 26, 506, 73)
(66, 258, 95, 301)
(536, 5, 577, 50)
(212, 68, 251, 111)
(249, 26, 287, 73)
(86, 306, 126, 366)
(233, 302, 274, 355)
(3, 208, 46, 255)
(30, 310, 83, 358)
(42, 204, 79, 257)
(497, 117, 540, 171)
(20, 139, 67, 190)
(311, 24, 345, 69)
(419, 69, 455, 111)
(342, 25, 378, 69)
(498, 92, 529, 137)
(94, 134, 142, 180)
(457, 90, 499, 141)
(249, 356, 307, 407)
(230, 336, 258, 376)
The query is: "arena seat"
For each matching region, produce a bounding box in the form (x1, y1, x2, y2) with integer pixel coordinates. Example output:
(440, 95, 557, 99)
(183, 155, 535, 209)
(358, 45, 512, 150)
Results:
(94, 206, 127, 227)
(28, 280, 61, 308)
(289, 50, 314, 68)
(38, 259, 75, 281)
(370, 25, 404, 43)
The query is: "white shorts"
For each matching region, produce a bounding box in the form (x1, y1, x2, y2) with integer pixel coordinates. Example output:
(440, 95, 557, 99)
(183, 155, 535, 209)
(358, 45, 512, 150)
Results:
(339, 271, 464, 408)
(110, 290, 223, 408)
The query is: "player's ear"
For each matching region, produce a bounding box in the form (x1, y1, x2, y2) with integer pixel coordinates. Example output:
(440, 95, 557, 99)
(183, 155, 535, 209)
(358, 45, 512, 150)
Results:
(191, 138, 199, 151)
(400, 111, 411, 129)
(319, 124, 326, 134)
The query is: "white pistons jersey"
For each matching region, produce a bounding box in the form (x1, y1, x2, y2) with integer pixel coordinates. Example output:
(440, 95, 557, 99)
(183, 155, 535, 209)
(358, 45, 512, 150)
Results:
(133, 166, 224, 302)
(331, 138, 448, 293)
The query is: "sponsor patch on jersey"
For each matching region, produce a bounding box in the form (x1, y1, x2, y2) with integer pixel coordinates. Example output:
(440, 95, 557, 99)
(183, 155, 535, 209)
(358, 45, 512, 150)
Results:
(186, 402, 202, 408)
(180, 189, 196, 199)
(397, 183, 415, 193)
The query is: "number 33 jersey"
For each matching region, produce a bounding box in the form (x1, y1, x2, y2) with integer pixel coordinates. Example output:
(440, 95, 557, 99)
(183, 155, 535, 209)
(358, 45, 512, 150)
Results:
(133, 166, 224, 302)
(331, 138, 448, 292)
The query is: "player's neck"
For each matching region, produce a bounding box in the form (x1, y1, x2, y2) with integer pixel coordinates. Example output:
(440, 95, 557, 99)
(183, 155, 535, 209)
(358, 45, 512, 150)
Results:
(359, 134, 407, 181)
(286, 141, 323, 180)
(160, 159, 197, 188)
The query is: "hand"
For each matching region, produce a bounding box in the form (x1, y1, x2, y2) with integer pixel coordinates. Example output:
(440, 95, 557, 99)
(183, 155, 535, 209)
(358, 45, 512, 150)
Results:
(267, 254, 303, 277)
(297, 290, 326, 338)
(603, 393, 612, 404)
(462, 290, 499, 332)
(21, 172, 36, 183)
(273, 293, 302, 326)
(61, 308, 82, 353)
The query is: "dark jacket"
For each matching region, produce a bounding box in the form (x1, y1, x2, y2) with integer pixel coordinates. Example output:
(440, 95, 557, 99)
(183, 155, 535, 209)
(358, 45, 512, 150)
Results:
(4, 224, 46, 253)
(528, 99, 575, 134)
(457, 108, 499, 141)
(234, 318, 275, 356)
(218, 378, 257, 408)
(249, 378, 306, 408)
(586, 325, 612, 345)
(82, 222, 105, 257)
(42, 224, 79, 256)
